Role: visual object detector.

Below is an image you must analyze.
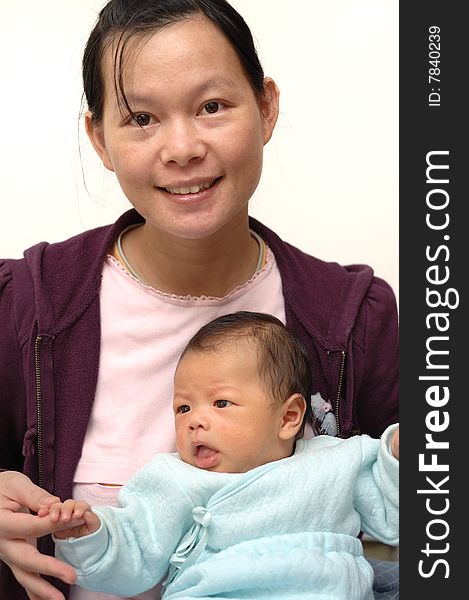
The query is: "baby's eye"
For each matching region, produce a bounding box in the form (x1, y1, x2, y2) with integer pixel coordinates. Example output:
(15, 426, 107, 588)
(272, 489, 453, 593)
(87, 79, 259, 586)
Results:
(132, 113, 153, 127)
(202, 101, 221, 115)
(214, 400, 232, 408)
(177, 405, 191, 414)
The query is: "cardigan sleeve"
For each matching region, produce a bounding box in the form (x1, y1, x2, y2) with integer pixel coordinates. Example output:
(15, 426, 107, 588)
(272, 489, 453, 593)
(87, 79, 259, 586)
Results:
(0, 261, 27, 472)
(352, 276, 399, 437)
(54, 456, 194, 596)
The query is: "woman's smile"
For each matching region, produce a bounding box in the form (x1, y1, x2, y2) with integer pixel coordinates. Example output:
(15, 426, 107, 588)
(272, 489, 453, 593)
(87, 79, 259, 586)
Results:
(157, 176, 223, 203)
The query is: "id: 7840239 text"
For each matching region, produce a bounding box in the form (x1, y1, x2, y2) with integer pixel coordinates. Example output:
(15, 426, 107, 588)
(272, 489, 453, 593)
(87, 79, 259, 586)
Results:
(428, 25, 441, 107)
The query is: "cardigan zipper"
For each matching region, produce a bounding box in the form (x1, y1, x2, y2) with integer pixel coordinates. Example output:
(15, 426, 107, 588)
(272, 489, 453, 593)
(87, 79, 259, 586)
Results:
(34, 335, 44, 489)
(334, 351, 346, 437)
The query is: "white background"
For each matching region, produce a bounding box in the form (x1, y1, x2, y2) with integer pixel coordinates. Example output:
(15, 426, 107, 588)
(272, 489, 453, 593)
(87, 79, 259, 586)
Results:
(0, 0, 398, 297)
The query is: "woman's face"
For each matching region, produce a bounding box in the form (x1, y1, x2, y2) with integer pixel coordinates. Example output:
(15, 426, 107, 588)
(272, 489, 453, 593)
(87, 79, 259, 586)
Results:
(87, 17, 279, 241)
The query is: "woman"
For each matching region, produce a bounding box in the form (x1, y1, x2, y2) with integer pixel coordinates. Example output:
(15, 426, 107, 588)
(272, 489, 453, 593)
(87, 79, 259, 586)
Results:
(0, 1, 398, 599)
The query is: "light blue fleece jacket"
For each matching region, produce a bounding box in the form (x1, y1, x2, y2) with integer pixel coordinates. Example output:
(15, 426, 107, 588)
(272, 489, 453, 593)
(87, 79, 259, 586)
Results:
(55, 425, 399, 599)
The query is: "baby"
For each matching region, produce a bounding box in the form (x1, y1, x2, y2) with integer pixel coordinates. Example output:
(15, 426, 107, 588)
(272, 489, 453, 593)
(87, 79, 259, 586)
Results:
(44, 311, 399, 599)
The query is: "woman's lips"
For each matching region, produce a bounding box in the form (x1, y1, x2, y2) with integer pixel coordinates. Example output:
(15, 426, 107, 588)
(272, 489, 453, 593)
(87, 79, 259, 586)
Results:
(157, 176, 222, 203)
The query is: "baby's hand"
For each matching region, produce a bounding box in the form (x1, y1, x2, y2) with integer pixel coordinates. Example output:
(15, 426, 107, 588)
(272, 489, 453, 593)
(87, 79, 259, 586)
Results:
(391, 426, 399, 460)
(40, 499, 101, 539)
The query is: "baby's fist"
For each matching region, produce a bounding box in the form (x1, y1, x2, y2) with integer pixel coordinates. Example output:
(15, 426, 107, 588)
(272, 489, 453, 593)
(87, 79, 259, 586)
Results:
(391, 426, 399, 460)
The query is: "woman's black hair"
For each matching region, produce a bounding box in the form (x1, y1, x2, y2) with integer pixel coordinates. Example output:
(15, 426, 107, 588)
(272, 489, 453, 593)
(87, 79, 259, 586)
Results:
(180, 311, 315, 439)
(82, 0, 265, 123)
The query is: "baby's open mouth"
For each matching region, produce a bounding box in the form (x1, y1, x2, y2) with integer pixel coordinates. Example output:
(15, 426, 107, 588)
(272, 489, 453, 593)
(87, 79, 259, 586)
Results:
(193, 444, 220, 469)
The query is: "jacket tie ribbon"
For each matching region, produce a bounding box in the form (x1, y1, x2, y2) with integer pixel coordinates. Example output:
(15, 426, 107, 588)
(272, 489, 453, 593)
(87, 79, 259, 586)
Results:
(163, 506, 212, 586)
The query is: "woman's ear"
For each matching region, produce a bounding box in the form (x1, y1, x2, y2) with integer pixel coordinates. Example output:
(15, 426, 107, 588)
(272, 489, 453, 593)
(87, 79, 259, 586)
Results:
(84, 111, 115, 172)
(278, 393, 307, 441)
(260, 77, 280, 145)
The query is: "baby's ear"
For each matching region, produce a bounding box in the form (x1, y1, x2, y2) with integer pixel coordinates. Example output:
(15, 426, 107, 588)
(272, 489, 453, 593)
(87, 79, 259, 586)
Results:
(278, 393, 307, 440)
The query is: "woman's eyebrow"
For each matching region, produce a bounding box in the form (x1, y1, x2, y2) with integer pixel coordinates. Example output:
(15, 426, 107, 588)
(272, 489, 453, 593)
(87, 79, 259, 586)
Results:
(126, 78, 237, 105)
(194, 77, 237, 94)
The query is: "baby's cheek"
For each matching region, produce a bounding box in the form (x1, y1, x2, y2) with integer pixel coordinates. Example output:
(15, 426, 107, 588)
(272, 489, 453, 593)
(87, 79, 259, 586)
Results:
(175, 429, 187, 456)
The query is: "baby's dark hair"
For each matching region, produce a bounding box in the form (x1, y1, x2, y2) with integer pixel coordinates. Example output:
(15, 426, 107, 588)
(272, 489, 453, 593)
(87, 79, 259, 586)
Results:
(82, 0, 265, 124)
(180, 311, 314, 438)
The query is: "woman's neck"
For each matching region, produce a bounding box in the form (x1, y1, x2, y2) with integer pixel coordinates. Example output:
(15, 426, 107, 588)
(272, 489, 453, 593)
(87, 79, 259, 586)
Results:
(118, 218, 260, 297)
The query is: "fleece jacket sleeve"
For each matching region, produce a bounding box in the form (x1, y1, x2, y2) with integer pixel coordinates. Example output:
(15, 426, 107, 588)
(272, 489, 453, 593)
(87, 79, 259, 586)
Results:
(54, 456, 194, 596)
(353, 423, 399, 545)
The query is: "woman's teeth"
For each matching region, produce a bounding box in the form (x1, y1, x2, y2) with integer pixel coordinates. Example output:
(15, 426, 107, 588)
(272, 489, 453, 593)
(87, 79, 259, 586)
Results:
(166, 181, 214, 195)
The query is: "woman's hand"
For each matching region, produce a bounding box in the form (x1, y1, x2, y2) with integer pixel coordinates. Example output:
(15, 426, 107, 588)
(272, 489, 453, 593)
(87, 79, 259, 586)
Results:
(0, 471, 78, 600)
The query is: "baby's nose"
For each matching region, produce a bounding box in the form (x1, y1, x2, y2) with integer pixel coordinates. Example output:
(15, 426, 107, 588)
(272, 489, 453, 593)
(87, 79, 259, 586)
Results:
(189, 410, 209, 430)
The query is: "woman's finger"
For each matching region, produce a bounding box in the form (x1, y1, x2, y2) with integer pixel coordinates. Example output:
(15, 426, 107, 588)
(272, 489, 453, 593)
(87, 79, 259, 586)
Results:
(2, 539, 77, 583)
(0, 509, 69, 539)
(10, 563, 67, 600)
(0, 472, 59, 514)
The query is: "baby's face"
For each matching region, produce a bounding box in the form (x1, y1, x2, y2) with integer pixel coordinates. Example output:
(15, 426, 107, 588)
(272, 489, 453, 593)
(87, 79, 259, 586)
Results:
(173, 344, 289, 473)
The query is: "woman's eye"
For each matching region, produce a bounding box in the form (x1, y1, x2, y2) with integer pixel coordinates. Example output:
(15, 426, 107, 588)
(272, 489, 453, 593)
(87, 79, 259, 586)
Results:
(133, 113, 152, 127)
(214, 400, 232, 408)
(203, 101, 220, 114)
(177, 405, 191, 414)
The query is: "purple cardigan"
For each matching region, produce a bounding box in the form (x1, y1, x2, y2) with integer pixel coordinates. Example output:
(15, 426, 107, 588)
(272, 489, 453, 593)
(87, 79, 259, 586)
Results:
(0, 210, 398, 598)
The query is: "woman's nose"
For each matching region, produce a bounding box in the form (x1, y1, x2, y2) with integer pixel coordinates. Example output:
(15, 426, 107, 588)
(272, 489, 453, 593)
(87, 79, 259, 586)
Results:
(160, 119, 207, 167)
